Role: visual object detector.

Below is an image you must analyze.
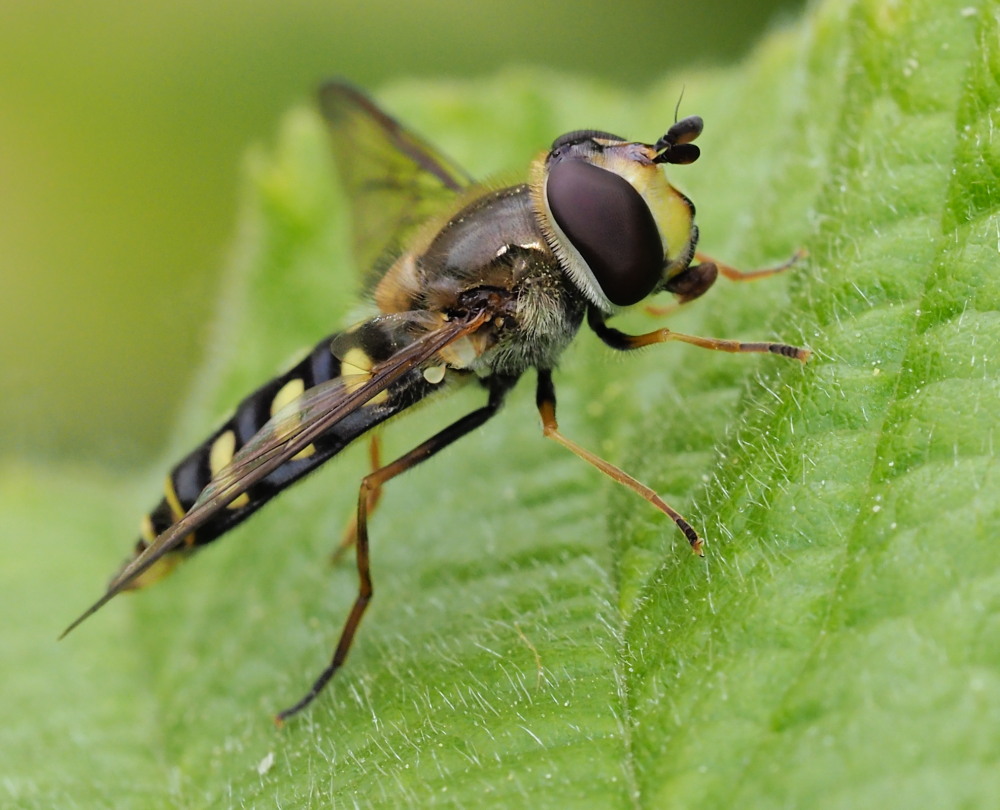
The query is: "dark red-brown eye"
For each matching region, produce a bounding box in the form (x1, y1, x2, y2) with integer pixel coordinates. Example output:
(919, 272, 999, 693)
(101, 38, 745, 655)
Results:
(546, 159, 663, 307)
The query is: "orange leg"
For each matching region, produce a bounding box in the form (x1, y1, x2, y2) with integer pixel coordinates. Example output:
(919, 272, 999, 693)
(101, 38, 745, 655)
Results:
(330, 434, 383, 564)
(536, 370, 704, 555)
(589, 307, 811, 363)
(646, 248, 807, 316)
(276, 381, 513, 723)
(698, 247, 807, 282)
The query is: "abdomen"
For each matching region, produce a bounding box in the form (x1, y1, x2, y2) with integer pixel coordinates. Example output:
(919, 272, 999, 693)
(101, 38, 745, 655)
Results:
(125, 323, 440, 587)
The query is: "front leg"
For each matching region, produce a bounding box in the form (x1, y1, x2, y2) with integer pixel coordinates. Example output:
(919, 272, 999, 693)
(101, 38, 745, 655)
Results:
(696, 248, 806, 284)
(647, 249, 807, 315)
(662, 261, 718, 304)
(664, 249, 807, 303)
(587, 307, 810, 362)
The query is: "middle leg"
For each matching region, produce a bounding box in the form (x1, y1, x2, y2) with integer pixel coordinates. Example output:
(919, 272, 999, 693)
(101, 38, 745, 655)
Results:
(276, 378, 515, 722)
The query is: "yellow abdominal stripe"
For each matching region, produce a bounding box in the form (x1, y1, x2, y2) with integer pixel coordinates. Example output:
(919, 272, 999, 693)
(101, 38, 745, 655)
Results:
(271, 378, 306, 414)
(340, 347, 389, 406)
(124, 552, 185, 590)
(208, 430, 251, 508)
(163, 475, 187, 520)
(262, 378, 317, 463)
(131, 515, 187, 589)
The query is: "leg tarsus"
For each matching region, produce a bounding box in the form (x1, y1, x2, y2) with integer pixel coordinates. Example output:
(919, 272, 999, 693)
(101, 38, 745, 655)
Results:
(697, 247, 806, 282)
(277, 474, 376, 724)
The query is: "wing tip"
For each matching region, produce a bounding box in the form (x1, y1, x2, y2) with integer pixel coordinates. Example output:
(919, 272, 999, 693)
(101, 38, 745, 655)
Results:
(59, 591, 114, 640)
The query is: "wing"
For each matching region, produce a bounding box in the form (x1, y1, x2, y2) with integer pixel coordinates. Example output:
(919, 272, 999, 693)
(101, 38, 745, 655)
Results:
(318, 81, 473, 282)
(60, 307, 494, 638)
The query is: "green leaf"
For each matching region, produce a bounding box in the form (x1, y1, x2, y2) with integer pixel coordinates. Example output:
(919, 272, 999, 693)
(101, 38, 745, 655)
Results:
(4, 0, 999, 806)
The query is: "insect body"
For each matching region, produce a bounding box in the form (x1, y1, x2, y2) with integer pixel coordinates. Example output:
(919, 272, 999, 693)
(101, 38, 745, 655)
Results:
(63, 83, 809, 721)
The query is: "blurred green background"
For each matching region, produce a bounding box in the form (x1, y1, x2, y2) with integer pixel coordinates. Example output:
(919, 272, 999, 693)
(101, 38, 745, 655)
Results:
(0, 0, 803, 468)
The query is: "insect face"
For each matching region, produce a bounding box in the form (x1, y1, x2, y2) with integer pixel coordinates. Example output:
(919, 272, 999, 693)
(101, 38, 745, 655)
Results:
(533, 125, 703, 311)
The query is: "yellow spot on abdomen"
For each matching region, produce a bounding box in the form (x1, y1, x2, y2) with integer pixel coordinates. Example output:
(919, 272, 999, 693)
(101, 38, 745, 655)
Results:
(209, 430, 236, 474)
(127, 554, 186, 589)
(209, 430, 251, 508)
(269, 379, 318, 462)
(271, 378, 306, 416)
(341, 347, 389, 406)
(341, 348, 373, 375)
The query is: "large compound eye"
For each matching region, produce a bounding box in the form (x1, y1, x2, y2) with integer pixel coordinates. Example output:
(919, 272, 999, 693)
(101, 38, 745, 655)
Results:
(546, 160, 663, 307)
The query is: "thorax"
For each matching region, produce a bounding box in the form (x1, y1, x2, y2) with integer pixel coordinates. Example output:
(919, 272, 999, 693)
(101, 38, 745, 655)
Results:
(375, 185, 586, 376)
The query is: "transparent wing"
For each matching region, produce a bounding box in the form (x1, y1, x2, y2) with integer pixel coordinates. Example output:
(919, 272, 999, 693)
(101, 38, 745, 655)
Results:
(61, 308, 494, 637)
(318, 81, 473, 281)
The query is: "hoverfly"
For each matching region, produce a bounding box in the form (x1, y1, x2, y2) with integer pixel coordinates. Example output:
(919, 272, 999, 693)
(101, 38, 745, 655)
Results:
(63, 82, 809, 722)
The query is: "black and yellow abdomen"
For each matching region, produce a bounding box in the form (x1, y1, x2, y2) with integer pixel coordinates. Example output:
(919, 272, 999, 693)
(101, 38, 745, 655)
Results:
(124, 321, 442, 588)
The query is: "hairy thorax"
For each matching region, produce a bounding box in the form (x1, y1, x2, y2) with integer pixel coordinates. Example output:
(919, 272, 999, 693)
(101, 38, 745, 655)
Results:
(376, 184, 585, 378)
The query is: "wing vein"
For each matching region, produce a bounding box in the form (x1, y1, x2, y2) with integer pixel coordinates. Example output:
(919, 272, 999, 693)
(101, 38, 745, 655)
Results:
(60, 309, 492, 637)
